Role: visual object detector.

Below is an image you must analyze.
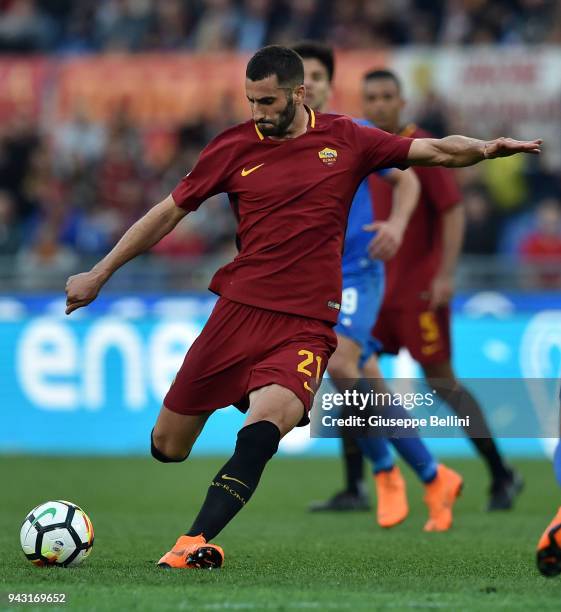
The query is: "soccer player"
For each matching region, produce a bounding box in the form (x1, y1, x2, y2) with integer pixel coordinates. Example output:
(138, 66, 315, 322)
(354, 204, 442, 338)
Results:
(296, 42, 463, 531)
(65, 46, 541, 568)
(360, 69, 524, 511)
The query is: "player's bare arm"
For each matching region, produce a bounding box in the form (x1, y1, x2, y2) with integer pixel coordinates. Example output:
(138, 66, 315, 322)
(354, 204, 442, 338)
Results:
(364, 168, 420, 260)
(429, 204, 465, 310)
(65, 195, 187, 315)
(408, 136, 542, 167)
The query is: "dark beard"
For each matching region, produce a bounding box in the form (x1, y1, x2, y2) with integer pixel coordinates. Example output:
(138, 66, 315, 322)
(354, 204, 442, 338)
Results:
(258, 97, 296, 137)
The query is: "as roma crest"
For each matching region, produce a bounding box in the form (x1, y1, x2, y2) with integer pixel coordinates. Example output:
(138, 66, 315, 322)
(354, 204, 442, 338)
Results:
(318, 147, 338, 166)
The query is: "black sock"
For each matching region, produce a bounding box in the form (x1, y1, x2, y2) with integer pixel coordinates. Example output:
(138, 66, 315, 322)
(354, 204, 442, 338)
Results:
(341, 434, 364, 495)
(472, 437, 511, 483)
(186, 421, 281, 541)
(335, 379, 371, 495)
(437, 383, 510, 482)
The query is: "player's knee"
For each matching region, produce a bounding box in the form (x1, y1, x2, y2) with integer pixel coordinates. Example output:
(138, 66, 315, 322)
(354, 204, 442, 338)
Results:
(150, 429, 190, 463)
(248, 385, 305, 435)
(328, 356, 355, 379)
(361, 353, 382, 379)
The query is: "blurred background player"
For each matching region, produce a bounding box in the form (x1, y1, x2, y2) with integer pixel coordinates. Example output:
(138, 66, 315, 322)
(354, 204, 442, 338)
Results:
(359, 69, 523, 511)
(295, 42, 463, 530)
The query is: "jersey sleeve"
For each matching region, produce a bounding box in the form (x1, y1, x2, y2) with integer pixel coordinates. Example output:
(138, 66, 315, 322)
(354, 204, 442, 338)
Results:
(352, 122, 413, 174)
(418, 165, 462, 212)
(171, 137, 231, 212)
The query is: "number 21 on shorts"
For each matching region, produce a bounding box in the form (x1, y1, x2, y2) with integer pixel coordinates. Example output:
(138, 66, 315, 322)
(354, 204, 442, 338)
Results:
(297, 349, 323, 394)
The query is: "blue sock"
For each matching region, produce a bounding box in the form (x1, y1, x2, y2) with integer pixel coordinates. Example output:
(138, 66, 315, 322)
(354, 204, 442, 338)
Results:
(390, 435, 437, 483)
(554, 441, 561, 487)
(356, 437, 394, 473)
(375, 402, 437, 484)
(342, 380, 436, 483)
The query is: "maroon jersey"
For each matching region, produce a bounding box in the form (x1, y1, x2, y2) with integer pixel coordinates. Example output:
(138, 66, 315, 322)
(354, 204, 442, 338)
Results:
(368, 125, 461, 308)
(172, 108, 413, 324)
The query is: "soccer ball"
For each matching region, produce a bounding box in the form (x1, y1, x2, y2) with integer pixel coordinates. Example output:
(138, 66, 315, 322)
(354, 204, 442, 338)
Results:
(20, 500, 94, 567)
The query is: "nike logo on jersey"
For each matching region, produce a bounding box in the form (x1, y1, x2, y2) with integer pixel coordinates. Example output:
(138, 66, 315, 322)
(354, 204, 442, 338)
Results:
(241, 163, 264, 177)
(221, 474, 251, 489)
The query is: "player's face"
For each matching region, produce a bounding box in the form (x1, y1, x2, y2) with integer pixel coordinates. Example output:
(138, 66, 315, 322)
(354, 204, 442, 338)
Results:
(362, 78, 404, 133)
(302, 58, 331, 112)
(246, 75, 303, 137)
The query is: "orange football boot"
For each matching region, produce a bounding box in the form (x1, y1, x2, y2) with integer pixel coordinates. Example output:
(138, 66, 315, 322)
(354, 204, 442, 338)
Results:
(158, 534, 224, 569)
(374, 466, 409, 528)
(423, 464, 463, 532)
(537, 506, 561, 577)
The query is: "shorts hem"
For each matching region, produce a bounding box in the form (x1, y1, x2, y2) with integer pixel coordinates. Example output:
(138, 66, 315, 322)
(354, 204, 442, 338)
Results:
(163, 400, 217, 417)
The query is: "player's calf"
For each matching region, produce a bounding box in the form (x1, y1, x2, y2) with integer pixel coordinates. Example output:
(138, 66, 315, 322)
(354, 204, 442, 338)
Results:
(151, 406, 210, 463)
(186, 421, 281, 540)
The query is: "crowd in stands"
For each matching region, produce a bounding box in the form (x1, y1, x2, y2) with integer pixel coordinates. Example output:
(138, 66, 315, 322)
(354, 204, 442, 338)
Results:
(0, 106, 240, 287)
(0, 0, 560, 54)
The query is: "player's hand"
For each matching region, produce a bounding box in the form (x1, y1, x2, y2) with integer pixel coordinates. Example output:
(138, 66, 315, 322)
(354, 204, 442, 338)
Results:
(484, 137, 542, 159)
(65, 271, 105, 315)
(429, 273, 454, 310)
(364, 221, 404, 261)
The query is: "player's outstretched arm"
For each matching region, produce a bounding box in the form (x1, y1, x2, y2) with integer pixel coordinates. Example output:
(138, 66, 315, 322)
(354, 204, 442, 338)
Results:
(407, 136, 542, 168)
(65, 195, 187, 315)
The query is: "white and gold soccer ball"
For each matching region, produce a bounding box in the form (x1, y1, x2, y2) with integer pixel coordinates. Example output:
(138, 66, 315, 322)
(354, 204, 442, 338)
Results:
(20, 500, 94, 567)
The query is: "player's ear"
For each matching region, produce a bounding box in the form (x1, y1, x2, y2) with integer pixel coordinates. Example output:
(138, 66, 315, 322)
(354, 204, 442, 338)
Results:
(294, 84, 306, 104)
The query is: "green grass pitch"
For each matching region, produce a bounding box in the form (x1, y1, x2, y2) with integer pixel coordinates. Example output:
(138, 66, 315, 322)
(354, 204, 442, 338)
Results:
(1, 455, 560, 611)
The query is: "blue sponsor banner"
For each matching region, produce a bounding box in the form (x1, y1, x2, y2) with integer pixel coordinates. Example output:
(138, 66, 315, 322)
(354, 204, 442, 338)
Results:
(0, 292, 560, 456)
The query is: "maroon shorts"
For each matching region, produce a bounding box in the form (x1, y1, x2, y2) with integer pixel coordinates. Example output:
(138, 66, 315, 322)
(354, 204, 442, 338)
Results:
(164, 297, 337, 425)
(372, 304, 451, 365)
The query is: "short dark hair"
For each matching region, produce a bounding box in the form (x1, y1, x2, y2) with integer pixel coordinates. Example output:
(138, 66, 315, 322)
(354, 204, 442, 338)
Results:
(363, 69, 402, 92)
(246, 45, 304, 87)
(291, 41, 334, 82)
